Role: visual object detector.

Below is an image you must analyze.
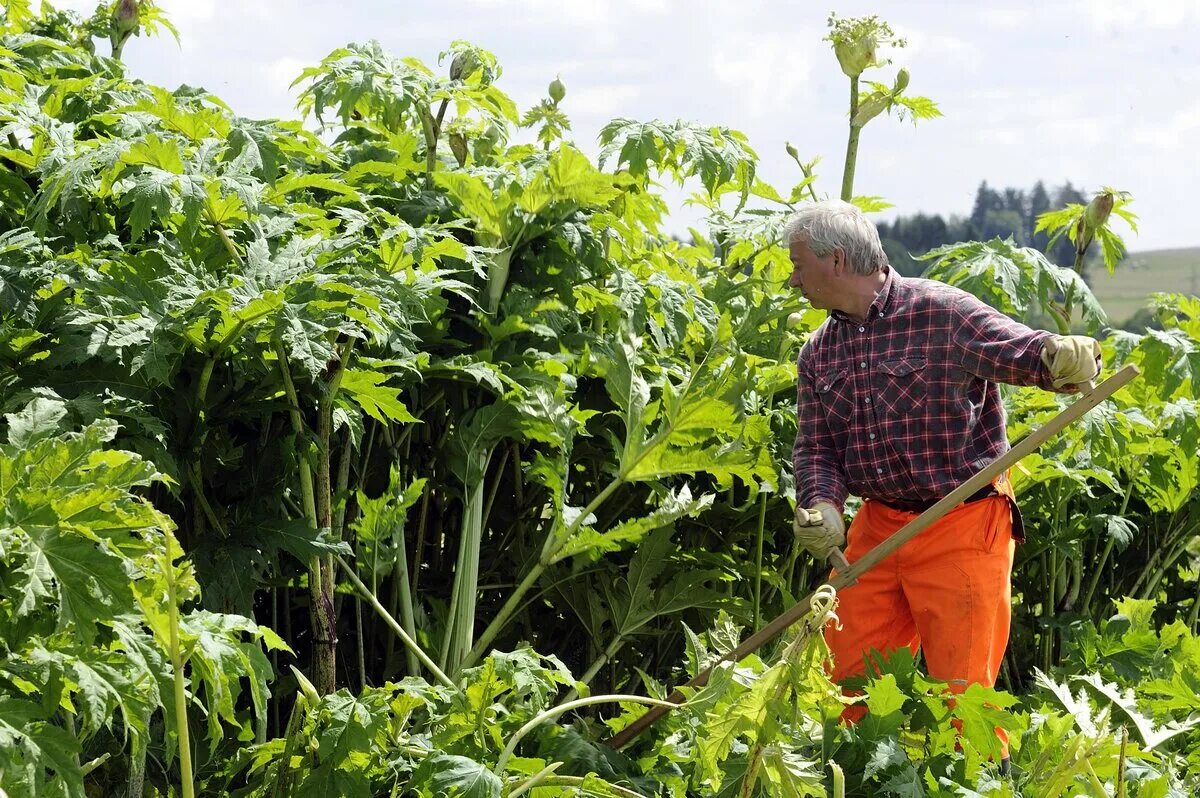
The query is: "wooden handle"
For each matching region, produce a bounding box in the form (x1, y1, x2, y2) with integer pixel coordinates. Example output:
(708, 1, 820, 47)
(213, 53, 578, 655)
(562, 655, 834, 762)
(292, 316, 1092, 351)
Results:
(828, 549, 853, 583)
(606, 364, 1140, 750)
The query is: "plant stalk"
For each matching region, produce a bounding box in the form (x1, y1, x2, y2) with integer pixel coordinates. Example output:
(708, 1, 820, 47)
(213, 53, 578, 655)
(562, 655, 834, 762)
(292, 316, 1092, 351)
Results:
(495, 695, 682, 775)
(164, 548, 195, 798)
(840, 76, 861, 201)
(337, 555, 455, 688)
(463, 474, 624, 669)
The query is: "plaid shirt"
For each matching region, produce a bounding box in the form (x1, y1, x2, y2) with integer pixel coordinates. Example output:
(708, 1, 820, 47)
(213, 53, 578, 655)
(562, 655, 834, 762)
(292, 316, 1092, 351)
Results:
(792, 266, 1057, 512)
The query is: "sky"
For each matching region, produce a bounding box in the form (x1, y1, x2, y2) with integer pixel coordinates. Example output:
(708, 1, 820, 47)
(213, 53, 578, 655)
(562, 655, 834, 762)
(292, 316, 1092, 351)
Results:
(52, 0, 1200, 252)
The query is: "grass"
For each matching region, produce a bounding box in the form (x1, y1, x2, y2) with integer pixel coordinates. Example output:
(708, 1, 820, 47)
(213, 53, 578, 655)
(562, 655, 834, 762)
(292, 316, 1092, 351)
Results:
(1090, 247, 1200, 326)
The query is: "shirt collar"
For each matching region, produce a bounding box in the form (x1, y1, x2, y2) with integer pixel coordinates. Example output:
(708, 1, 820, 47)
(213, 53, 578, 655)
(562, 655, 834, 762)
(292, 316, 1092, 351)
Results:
(830, 265, 896, 324)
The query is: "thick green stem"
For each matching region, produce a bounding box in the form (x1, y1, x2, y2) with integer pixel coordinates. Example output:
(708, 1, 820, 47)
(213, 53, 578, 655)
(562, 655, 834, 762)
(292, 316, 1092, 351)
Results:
(494, 695, 682, 775)
(309, 339, 353, 694)
(444, 451, 490, 675)
(753, 485, 768, 632)
(268, 692, 308, 798)
(840, 76, 861, 202)
(196, 357, 216, 414)
(125, 748, 143, 798)
(560, 635, 628, 704)
(207, 214, 243, 265)
(464, 560, 546, 670)
(1081, 446, 1153, 614)
(1137, 534, 1191, 600)
(276, 343, 334, 692)
(508, 762, 565, 798)
(391, 493, 420, 678)
(336, 555, 454, 688)
(1043, 550, 1055, 671)
(520, 777, 647, 798)
(1062, 551, 1083, 611)
(332, 428, 353, 540)
(164, 549, 195, 798)
(464, 474, 624, 670)
(276, 346, 318, 526)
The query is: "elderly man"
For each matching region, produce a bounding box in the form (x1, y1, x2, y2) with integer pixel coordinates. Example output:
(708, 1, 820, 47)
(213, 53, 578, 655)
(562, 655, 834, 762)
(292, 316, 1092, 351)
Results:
(787, 200, 1099, 761)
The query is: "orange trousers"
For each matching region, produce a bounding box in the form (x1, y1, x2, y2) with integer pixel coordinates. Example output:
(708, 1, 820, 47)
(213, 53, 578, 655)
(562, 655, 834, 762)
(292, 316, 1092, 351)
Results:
(825, 490, 1016, 754)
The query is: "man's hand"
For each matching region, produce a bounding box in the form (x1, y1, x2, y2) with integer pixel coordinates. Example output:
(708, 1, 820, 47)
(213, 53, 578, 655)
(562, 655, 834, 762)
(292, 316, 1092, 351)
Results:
(1041, 335, 1101, 389)
(793, 500, 846, 560)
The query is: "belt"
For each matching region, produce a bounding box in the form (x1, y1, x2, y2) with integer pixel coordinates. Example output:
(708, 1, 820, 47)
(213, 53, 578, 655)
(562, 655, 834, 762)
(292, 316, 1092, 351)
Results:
(874, 484, 999, 514)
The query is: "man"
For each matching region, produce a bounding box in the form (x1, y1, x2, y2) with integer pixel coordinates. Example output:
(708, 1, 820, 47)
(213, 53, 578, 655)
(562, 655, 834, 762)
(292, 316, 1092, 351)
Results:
(786, 200, 1100, 764)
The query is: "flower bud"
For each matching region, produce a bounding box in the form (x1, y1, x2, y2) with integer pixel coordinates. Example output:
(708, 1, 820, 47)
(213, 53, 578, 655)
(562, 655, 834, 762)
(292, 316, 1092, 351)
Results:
(834, 35, 877, 78)
(290, 665, 320, 709)
(449, 132, 468, 166)
(851, 94, 890, 127)
(893, 67, 909, 94)
(450, 50, 478, 81)
(787, 312, 805, 329)
(785, 141, 799, 160)
(1085, 191, 1114, 230)
(548, 75, 566, 105)
(114, 0, 139, 35)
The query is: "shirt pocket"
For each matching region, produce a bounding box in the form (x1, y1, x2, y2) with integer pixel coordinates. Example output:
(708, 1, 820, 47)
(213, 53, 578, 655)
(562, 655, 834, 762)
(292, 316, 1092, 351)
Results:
(815, 367, 852, 426)
(875, 357, 928, 418)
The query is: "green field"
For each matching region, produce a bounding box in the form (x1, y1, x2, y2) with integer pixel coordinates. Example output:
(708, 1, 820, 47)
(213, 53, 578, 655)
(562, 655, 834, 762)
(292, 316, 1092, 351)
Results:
(1090, 246, 1200, 325)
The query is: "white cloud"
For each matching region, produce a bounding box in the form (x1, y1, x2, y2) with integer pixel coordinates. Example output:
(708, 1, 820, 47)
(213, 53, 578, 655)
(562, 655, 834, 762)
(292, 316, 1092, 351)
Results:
(1133, 105, 1200, 152)
(564, 84, 641, 117)
(977, 7, 1032, 29)
(901, 29, 982, 74)
(1080, 0, 1200, 29)
(266, 56, 309, 96)
(711, 30, 816, 119)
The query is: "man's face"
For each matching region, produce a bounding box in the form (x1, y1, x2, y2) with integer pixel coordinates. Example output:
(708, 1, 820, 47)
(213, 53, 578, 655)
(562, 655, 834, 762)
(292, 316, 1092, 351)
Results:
(788, 237, 841, 309)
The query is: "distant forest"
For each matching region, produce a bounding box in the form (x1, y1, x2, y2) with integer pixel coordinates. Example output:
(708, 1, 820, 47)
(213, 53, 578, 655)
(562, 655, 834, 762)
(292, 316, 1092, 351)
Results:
(878, 180, 1092, 279)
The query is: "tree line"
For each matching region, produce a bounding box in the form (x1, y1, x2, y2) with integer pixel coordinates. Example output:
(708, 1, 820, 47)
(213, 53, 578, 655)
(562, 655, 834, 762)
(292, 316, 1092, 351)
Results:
(878, 180, 1091, 278)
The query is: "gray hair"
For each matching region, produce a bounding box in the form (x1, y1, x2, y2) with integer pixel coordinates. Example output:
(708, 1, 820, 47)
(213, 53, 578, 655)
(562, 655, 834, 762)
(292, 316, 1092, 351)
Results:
(782, 200, 888, 276)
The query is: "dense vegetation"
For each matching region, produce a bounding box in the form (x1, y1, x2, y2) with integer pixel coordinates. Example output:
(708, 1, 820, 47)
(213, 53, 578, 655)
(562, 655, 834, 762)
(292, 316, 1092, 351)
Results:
(1, 3, 1197, 796)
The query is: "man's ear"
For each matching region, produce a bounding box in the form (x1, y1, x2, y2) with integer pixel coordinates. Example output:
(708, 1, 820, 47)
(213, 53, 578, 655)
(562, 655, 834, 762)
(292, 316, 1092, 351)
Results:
(831, 247, 846, 275)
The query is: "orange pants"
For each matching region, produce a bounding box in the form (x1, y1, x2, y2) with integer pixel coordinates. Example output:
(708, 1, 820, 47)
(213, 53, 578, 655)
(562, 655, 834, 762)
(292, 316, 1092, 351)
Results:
(826, 491, 1016, 754)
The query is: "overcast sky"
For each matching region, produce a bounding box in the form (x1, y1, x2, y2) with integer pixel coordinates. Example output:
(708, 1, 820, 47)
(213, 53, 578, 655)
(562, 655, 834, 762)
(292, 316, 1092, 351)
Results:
(55, 0, 1200, 252)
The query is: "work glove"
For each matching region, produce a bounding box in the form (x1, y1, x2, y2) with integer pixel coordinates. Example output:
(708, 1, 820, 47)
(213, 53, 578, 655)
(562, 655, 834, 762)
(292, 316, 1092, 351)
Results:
(1041, 335, 1101, 389)
(793, 500, 846, 560)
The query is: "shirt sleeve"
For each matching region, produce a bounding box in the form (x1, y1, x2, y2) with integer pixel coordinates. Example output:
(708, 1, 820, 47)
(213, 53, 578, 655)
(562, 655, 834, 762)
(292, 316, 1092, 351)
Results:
(952, 291, 1057, 391)
(792, 352, 849, 513)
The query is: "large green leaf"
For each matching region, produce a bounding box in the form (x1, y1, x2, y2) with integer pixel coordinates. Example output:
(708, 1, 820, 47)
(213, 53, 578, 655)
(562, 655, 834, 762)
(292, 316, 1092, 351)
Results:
(411, 753, 503, 797)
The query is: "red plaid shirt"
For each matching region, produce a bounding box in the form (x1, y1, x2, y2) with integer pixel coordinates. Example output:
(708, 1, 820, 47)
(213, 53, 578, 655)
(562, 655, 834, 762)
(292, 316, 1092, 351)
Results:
(792, 266, 1058, 512)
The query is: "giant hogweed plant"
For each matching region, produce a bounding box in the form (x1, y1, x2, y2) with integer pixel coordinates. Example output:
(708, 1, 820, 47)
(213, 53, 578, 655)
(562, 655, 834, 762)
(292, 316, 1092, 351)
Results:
(3, 2, 1200, 796)
(0, 398, 283, 797)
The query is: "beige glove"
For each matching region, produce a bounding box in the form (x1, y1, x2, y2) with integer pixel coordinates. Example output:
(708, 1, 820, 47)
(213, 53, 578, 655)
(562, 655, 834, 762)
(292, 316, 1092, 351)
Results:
(793, 500, 846, 560)
(1041, 335, 1101, 389)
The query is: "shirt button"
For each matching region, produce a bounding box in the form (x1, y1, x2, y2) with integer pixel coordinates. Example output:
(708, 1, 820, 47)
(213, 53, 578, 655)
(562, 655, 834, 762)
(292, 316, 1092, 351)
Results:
(869, 433, 876, 440)
(858, 326, 865, 332)
(859, 362, 866, 368)
(876, 467, 884, 474)
(865, 397, 872, 405)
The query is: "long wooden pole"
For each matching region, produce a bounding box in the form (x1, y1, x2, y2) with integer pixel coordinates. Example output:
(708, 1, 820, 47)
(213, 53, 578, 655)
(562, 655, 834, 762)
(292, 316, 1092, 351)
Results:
(607, 364, 1140, 749)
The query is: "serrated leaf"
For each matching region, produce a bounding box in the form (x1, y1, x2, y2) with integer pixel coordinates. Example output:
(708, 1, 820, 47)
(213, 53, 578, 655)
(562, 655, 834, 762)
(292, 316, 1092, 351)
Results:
(340, 368, 418, 424)
(413, 753, 502, 797)
(5, 396, 67, 446)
